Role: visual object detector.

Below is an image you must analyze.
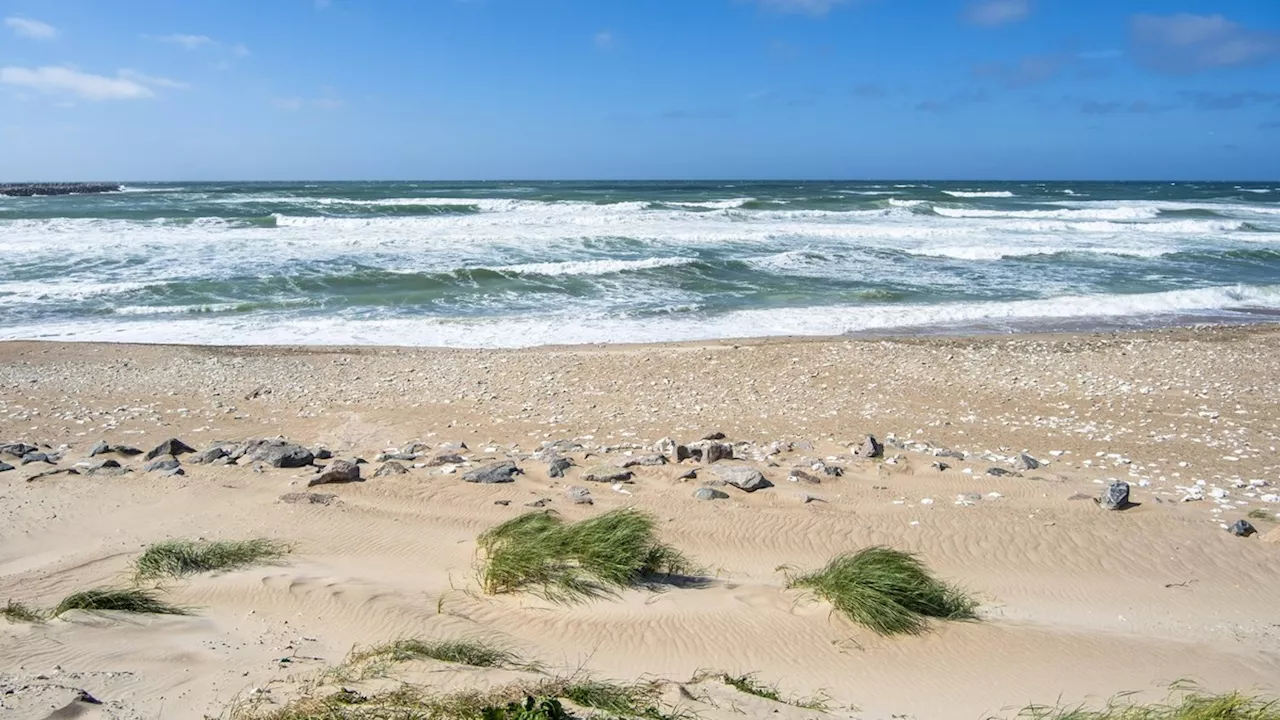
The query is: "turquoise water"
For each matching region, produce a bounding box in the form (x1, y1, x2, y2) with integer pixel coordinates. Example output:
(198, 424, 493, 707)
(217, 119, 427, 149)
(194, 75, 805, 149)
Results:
(1, 181, 1277, 346)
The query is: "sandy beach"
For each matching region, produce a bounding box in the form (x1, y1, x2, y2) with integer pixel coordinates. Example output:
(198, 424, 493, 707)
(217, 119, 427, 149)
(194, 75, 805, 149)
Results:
(2, 326, 1279, 719)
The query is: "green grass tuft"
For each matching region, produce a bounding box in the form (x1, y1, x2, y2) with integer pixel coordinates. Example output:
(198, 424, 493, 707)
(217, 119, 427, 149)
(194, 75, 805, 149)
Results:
(53, 587, 189, 617)
(351, 638, 519, 669)
(2, 599, 44, 623)
(477, 509, 693, 603)
(1246, 508, 1275, 522)
(786, 546, 978, 636)
(720, 673, 782, 703)
(133, 538, 289, 580)
(1009, 689, 1280, 720)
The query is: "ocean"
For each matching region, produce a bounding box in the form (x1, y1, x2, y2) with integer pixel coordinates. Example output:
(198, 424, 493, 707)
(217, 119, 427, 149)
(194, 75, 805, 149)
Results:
(1, 180, 1277, 347)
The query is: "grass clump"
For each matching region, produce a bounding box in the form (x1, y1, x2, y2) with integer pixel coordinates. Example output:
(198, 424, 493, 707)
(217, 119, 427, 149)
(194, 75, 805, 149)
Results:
(2, 599, 44, 623)
(133, 538, 289, 580)
(1246, 508, 1275, 522)
(477, 509, 692, 603)
(785, 546, 978, 636)
(352, 638, 519, 669)
(720, 673, 782, 703)
(53, 587, 189, 617)
(1010, 689, 1280, 719)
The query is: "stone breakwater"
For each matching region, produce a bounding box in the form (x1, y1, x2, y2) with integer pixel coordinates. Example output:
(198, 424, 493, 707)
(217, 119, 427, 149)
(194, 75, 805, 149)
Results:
(0, 183, 122, 197)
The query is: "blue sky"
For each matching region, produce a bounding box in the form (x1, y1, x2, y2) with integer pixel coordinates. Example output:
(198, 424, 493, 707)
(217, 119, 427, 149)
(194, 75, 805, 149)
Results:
(1, 0, 1277, 180)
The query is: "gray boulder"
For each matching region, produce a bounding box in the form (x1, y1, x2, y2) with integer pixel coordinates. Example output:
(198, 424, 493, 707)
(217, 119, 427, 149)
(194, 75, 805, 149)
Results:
(190, 446, 229, 465)
(1229, 519, 1257, 537)
(853, 435, 884, 459)
(1099, 481, 1130, 511)
(693, 487, 729, 501)
(789, 469, 822, 485)
(932, 461, 950, 472)
(1013, 453, 1040, 471)
(375, 452, 418, 462)
(702, 431, 726, 441)
(712, 464, 771, 492)
(111, 444, 143, 456)
(463, 461, 522, 484)
(581, 466, 633, 483)
(704, 443, 733, 463)
(565, 486, 593, 504)
(21, 452, 54, 465)
(310, 459, 361, 486)
(987, 467, 1016, 477)
(145, 438, 195, 460)
(623, 454, 667, 468)
(86, 459, 129, 477)
(548, 457, 573, 478)
(425, 453, 465, 467)
(676, 445, 701, 462)
(373, 461, 409, 477)
(88, 440, 111, 457)
(0, 461, 14, 473)
(249, 439, 315, 468)
(0, 442, 37, 458)
(145, 456, 181, 473)
(312, 447, 333, 460)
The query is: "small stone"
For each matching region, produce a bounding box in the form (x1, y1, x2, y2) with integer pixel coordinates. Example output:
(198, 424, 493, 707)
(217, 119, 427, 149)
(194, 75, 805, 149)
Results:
(623, 453, 668, 467)
(438, 441, 469, 452)
(932, 461, 950, 472)
(20, 452, 53, 465)
(548, 457, 573, 478)
(693, 487, 729, 501)
(581, 466, 633, 483)
(463, 461, 522, 484)
(676, 468, 698, 480)
(312, 447, 333, 460)
(1013, 453, 1041, 471)
(934, 449, 966, 460)
(425, 453, 465, 467)
(1098, 481, 1131, 511)
(145, 456, 181, 473)
(249, 440, 315, 468)
(310, 459, 361, 486)
(704, 443, 733, 463)
(111, 444, 143, 456)
(676, 445, 701, 462)
(1228, 519, 1257, 537)
(0, 461, 13, 473)
(145, 438, 196, 460)
(702, 431, 726, 441)
(853, 435, 884, 459)
(279, 492, 337, 505)
(190, 446, 229, 464)
(86, 459, 129, 477)
(0, 442, 37, 458)
(987, 467, 1016, 477)
(789, 469, 822, 485)
(494, 500, 511, 506)
(653, 437, 678, 455)
(376, 452, 418, 462)
(712, 464, 771, 492)
(959, 492, 983, 503)
(565, 486, 593, 504)
(525, 498, 551, 508)
(88, 440, 110, 457)
(26, 468, 79, 481)
(373, 461, 409, 477)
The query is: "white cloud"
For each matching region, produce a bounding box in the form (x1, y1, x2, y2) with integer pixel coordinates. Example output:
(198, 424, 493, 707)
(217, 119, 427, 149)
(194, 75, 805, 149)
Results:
(5, 16, 59, 39)
(0, 66, 155, 100)
(119, 69, 190, 90)
(755, 0, 850, 15)
(272, 97, 304, 111)
(1130, 13, 1280, 74)
(231, 43, 252, 57)
(964, 0, 1030, 27)
(593, 30, 614, 48)
(157, 33, 215, 49)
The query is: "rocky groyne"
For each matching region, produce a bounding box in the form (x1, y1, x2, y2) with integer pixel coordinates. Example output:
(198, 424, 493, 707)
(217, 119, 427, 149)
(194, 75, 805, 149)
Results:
(0, 183, 123, 197)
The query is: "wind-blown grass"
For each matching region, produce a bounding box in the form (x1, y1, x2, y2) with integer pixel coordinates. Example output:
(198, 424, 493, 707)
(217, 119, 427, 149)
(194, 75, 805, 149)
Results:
(53, 587, 189, 617)
(1009, 689, 1280, 719)
(133, 538, 289, 580)
(2, 599, 44, 623)
(477, 509, 692, 603)
(351, 638, 519, 668)
(786, 546, 978, 636)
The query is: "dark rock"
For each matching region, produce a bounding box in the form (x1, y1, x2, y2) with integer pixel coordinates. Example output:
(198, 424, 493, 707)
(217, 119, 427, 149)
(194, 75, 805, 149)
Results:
(425, 453, 465, 467)
(21, 452, 53, 465)
(1098, 481, 1130, 511)
(525, 498, 551, 508)
(439, 441, 469, 452)
(190, 446, 229, 464)
(0, 461, 13, 473)
(86, 459, 129, 477)
(693, 487, 729, 501)
(145, 438, 196, 460)
(310, 459, 361, 486)
(1229, 519, 1257, 537)
(88, 440, 111, 457)
(987, 467, 1016, 477)
(112, 444, 143, 456)
(548, 457, 573, 478)
(27, 468, 80, 481)
(1, 442, 38, 457)
(565, 486, 593, 504)
(932, 461, 950, 472)
(403, 442, 432, 455)
(463, 461, 522, 484)
(623, 454, 667, 468)
(704, 443, 733, 464)
(702, 431, 726, 441)
(1013, 453, 1041, 471)
(853, 435, 884, 459)
(820, 463, 844, 477)
(373, 461, 409, 477)
(789, 469, 822, 485)
(312, 447, 333, 460)
(145, 456, 181, 473)
(249, 439, 315, 468)
(494, 500, 511, 506)
(0, 183, 121, 197)
(934, 449, 966, 460)
(581, 466, 633, 483)
(676, 445, 702, 462)
(279, 492, 337, 505)
(712, 464, 771, 492)
(676, 468, 698, 480)
(376, 452, 418, 462)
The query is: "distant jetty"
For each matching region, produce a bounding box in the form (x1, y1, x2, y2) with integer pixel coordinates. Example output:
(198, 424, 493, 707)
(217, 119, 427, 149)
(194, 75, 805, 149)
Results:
(0, 183, 123, 197)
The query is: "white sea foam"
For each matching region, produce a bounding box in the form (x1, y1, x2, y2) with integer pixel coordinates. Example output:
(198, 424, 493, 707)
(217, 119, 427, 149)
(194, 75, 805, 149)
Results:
(942, 190, 1016, 198)
(932, 205, 1161, 221)
(492, 256, 696, 276)
(667, 198, 754, 209)
(909, 244, 1176, 261)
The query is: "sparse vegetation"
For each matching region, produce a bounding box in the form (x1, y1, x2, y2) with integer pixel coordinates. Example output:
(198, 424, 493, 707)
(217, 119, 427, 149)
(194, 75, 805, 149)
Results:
(1008, 689, 1280, 720)
(2, 599, 44, 623)
(477, 509, 693, 603)
(785, 546, 979, 636)
(351, 638, 519, 669)
(52, 587, 189, 617)
(133, 538, 289, 580)
(562, 679, 662, 717)
(719, 673, 782, 703)
(1247, 508, 1275, 522)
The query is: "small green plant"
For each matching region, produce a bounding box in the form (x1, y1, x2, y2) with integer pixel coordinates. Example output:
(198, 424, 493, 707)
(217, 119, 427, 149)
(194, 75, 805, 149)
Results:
(53, 587, 189, 617)
(2, 600, 44, 623)
(1247, 508, 1275, 522)
(482, 696, 572, 720)
(720, 673, 781, 703)
(351, 638, 518, 668)
(477, 509, 693, 603)
(133, 538, 289, 580)
(786, 546, 978, 636)
(1009, 689, 1280, 719)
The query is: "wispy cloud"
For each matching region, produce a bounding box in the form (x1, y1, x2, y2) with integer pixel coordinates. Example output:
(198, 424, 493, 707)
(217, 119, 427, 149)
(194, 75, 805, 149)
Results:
(157, 33, 215, 50)
(119, 69, 190, 90)
(1130, 14, 1280, 74)
(593, 30, 614, 49)
(0, 66, 160, 100)
(973, 53, 1065, 87)
(231, 43, 252, 57)
(4, 16, 58, 40)
(1067, 96, 1174, 115)
(916, 89, 990, 113)
(755, 0, 851, 17)
(1179, 90, 1280, 111)
(964, 0, 1030, 27)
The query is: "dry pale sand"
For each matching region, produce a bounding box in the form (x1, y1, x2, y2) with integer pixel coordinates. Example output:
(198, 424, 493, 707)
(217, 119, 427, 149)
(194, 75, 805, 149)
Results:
(2, 326, 1279, 719)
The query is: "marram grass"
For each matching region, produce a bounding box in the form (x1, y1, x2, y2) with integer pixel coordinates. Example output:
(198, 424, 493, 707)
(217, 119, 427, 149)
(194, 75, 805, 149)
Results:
(477, 509, 692, 603)
(133, 538, 289, 580)
(786, 546, 978, 636)
(1008, 689, 1280, 720)
(53, 587, 189, 617)
(350, 638, 519, 668)
(2, 599, 44, 623)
